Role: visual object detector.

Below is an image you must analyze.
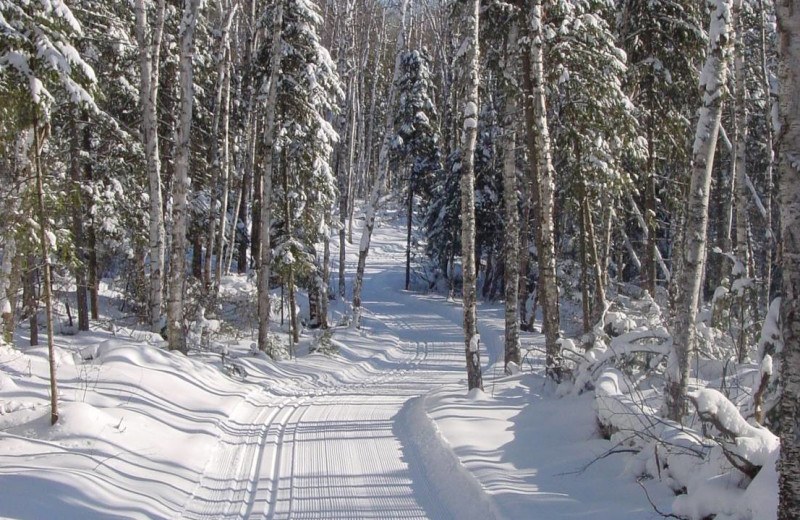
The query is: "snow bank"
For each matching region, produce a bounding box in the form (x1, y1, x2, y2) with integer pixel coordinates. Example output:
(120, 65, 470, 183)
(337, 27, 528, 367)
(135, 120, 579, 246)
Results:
(399, 395, 505, 520)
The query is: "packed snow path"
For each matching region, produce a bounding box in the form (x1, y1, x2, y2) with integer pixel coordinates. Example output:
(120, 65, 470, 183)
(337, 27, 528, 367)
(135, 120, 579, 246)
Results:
(181, 216, 471, 519)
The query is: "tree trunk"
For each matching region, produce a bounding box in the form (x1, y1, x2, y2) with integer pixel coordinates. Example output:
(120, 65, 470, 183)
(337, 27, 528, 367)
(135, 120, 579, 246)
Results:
(167, 0, 202, 353)
(459, 0, 483, 391)
(579, 188, 591, 335)
(644, 106, 658, 296)
(135, 0, 166, 333)
(0, 238, 16, 343)
(24, 257, 37, 346)
(776, 0, 800, 517)
(352, 0, 408, 323)
(33, 117, 58, 425)
(321, 216, 330, 329)
(191, 235, 203, 279)
(82, 111, 99, 320)
(214, 58, 233, 290)
(257, 0, 284, 352)
(665, 0, 733, 422)
(733, 0, 751, 273)
(524, 0, 561, 379)
(405, 181, 413, 291)
(283, 161, 299, 347)
(70, 108, 89, 332)
(585, 195, 607, 325)
(519, 173, 532, 329)
(760, 0, 777, 312)
(502, 24, 521, 371)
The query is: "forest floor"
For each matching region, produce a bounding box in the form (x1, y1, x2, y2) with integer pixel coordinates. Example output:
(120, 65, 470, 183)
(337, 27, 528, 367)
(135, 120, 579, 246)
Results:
(0, 211, 672, 519)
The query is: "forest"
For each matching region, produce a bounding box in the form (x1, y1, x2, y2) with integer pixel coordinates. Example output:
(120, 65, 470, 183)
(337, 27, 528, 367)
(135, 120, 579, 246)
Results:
(1, 0, 800, 518)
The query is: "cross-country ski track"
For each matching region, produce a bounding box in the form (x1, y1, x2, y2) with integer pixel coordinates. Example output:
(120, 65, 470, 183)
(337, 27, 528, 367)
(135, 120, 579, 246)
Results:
(179, 220, 468, 519)
(0, 211, 670, 520)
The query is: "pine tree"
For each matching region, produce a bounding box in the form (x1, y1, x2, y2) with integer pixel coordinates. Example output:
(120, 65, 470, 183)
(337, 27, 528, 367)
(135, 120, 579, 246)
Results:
(0, 0, 97, 423)
(617, 0, 705, 296)
(255, 0, 341, 352)
(547, 0, 644, 332)
(392, 49, 442, 290)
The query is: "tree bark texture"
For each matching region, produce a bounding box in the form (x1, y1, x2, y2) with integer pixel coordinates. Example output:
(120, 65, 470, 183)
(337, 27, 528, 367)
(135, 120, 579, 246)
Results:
(526, 0, 561, 378)
(135, 0, 166, 333)
(502, 19, 521, 373)
(776, 0, 800, 517)
(257, 0, 283, 352)
(167, 0, 202, 353)
(665, 0, 733, 422)
(69, 109, 89, 332)
(33, 118, 59, 425)
(459, 0, 483, 391)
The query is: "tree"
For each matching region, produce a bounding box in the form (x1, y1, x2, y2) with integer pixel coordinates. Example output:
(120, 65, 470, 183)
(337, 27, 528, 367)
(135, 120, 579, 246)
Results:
(166, 0, 203, 353)
(352, 0, 409, 324)
(255, 0, 284, 352)
(456, 0, 483, 391)
(272, 0, 341, 348)
(520, 0, 561, 380)
(547, 0, 643, 333)
(664, 0, 733, 423)
(392, 49, 441, 290)
(495, 5, 521, 372)
(776, 0, 800, 516)
(617, 0, 705, 297)
(134, 0, 167, 333)
(0, 0, 97, 423)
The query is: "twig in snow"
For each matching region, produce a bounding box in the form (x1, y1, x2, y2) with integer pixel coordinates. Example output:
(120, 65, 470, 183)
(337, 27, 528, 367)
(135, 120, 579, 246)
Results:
(636, 478, 686, 519)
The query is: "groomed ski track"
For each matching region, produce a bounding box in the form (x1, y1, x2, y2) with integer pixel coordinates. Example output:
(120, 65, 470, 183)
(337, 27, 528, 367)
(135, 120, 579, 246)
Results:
(179, 213, 484, 520)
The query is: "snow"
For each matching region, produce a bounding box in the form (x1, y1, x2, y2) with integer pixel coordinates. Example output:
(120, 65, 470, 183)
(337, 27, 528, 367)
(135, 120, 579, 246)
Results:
(689, 388, 778, 467)
(0, 210, 778, 519)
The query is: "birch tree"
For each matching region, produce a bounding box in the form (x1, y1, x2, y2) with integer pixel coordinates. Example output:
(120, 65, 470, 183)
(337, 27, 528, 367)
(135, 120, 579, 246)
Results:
(352, 0, 408, 323)
(521, 0, 561, 379)
(167, 0, 202, 353)
(776, 0, 800, 516)
(664, 0, 733, 422)
(502, 16, 521, 373)
(134, 0, 167, 332)
(458, 0, 482, 391)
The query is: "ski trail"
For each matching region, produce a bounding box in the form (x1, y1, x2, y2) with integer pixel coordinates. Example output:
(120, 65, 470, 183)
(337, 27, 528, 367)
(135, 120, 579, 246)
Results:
(182, 212, 483, 519)
(178, 390, 288, 520)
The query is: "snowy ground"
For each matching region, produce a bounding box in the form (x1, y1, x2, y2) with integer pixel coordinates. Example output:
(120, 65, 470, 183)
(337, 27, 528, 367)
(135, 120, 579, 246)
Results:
(0, 211, 670, 519)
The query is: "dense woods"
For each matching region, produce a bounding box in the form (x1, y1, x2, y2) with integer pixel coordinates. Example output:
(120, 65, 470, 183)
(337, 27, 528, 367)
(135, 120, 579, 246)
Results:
(1, 0, 800, 516)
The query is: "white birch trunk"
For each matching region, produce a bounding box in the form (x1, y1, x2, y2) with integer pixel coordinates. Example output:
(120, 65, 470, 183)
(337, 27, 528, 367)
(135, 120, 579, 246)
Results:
(0, 237, 15, 343)
(257, 0, 283, 352)
(503, 20, 521, 373)
(776, 0, 800, 516)
(336, 0, 354, 300)
(214, 58, 233, 289)
(665, 0, 733, 422)
(135, 0, 166, 333)
(528, 0, 561, 378)
(204, 3, 237, 288)
(352, 0, 408, 323)
(167, 0, 202, 353)
(459, 0, 482, 391)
